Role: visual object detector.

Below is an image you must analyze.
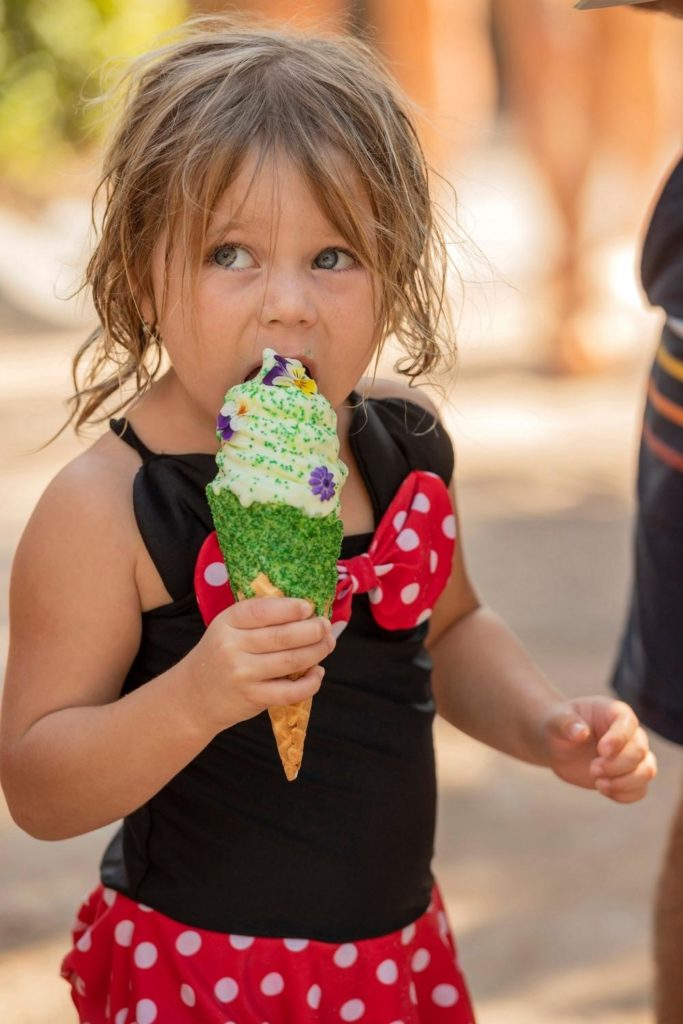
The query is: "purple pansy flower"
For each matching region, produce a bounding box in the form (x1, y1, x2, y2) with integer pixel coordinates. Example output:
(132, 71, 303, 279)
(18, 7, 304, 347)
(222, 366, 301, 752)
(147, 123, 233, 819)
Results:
(216, 400, 248, 442)
(262, 354, 292, 387)
(309, 466, 336, 502)
(263, 353, 317, 395)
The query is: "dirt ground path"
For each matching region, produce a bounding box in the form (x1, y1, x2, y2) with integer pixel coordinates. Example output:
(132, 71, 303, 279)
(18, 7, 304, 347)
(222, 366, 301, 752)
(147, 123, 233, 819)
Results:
(1, 331, 679, 1023)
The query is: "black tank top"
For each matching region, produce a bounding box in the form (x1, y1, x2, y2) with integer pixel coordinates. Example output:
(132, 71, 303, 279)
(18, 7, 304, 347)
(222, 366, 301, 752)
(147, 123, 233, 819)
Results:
(100, 393, 454, 942)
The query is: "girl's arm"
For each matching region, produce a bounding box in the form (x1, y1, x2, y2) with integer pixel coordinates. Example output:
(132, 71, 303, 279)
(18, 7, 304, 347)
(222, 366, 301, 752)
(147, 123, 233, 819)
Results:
(0, 449, 333, 840)
(358, 379, 655, 800)
(425, 480, 656, 802)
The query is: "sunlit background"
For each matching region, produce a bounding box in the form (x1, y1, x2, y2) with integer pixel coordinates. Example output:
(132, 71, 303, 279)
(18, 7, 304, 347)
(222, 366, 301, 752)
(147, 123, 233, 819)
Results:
(1, 2, 683, 1022)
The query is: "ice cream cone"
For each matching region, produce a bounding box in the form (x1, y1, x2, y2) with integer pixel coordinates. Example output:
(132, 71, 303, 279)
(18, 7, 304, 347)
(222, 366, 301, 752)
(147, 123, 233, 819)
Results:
(249, 572, 311, 782)
(206, 349, 347, 782)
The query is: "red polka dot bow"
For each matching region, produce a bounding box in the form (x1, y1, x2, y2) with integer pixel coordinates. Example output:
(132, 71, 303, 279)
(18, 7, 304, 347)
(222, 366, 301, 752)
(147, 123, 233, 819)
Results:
(194, 470, 456, 636)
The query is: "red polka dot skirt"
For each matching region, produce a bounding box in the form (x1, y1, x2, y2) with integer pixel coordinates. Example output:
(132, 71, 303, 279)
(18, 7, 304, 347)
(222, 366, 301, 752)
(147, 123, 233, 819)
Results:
(61, 884, 475, 1023)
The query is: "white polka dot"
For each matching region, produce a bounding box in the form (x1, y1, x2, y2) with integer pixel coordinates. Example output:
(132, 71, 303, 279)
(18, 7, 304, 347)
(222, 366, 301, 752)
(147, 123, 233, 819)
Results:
(340, 999, 365, 1021)
(331, 620, 348, 639)
(412, 493, 431, 513)
(307, 984, 322, 1009)
(376, 959, 398, 984)
(102, 887, 117, 906)
(438, 911, 449, 938)
(261, 972, 285, 996)
(409, 981, 418, 1005)
(400, 583, 420, 605)
(136, 999, 158, 1024)
(350, 575, 359, 593)
(284, 938, 309, 952)
(114, 1010, 128, 1024)
(205, 561, 229, 586)
(375, 562, 394, 577)
(397, 528, 420, 552)
(412, 948, 431, 972)
(75, 975, 86, 996)
(442, 514, 456, 540)
(333, 943, 358, 968)
(401, 923, 416, 945)
(76, 929, 92, 952)
(368, 586, 383, 605)
(432, 983, 459, 1007)
(393, 510, 408, 532)
(176, 930, 202, 956)
(134, 941, 158, 969)
(229, 934, 255, 949)
(215, 977, 239, 1003)
(429, 550, 438, 574)
(138, 904, 153, 912)
(180, 984, 196, 1007)
(416, 609, 432, 625)
(114, 920, 134, 947)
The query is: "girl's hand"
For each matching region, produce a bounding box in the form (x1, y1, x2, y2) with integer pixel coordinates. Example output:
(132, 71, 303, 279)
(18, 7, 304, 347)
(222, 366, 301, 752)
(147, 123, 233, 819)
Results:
(184, 597, 335, 736)
(541, 697, 657, 803)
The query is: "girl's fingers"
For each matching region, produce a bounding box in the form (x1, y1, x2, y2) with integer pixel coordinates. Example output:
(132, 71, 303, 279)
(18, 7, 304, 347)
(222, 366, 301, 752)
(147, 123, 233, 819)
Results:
(591, 727, 651, 779)
(249, 637, 334, 681)
(258, 665, 325, 706)
(243, 617, 332, 655)
(596, 702, 639, 758)
(225, 596, 314, 629)
(595, 751, 658, 803)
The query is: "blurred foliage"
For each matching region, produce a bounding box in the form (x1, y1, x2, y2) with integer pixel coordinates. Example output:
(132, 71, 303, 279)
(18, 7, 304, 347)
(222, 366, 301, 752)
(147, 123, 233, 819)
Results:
(0, 0, 187, 186)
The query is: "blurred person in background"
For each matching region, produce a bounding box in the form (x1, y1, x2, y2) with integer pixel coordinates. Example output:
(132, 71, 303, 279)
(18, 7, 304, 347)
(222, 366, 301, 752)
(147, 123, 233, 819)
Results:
(576, 3, 683, 1023)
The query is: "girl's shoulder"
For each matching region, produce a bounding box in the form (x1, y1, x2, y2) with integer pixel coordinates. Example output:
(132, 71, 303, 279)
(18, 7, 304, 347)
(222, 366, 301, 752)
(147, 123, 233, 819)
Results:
(358, 377, 453, 485)
(28, 430, 142, 547)
(14, 431, 147, 618)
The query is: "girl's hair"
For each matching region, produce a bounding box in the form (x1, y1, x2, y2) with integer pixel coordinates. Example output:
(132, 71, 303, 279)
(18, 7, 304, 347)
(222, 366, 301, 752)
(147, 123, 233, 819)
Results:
(68, 14, 455, 432)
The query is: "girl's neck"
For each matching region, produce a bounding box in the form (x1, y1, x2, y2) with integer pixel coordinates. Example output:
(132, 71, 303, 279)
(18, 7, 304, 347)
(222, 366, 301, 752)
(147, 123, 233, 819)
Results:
(126, 370, 219, 455)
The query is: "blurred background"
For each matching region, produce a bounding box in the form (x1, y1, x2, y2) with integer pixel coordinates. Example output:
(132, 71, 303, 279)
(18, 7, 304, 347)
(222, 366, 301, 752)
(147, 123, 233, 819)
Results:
(1, 1, 683, 1021)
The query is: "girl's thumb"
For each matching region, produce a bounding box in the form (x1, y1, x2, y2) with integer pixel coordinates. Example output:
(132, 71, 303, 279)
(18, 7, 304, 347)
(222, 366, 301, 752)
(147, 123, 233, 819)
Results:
(550, 711, 590, 743)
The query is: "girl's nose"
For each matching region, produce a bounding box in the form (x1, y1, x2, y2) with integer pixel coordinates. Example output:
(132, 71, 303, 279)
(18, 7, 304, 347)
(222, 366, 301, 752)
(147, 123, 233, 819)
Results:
(259, 271, 318, 329)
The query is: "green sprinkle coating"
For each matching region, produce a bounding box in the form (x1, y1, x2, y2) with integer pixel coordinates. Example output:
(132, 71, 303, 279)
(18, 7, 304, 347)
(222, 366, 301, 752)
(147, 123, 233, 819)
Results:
(206, 487, 343, 616)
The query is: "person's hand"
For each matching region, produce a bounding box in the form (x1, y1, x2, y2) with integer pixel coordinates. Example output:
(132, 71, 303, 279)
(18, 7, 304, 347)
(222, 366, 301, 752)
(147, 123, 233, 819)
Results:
(184, 597, 335, 735)
(541, 697, 657, 803)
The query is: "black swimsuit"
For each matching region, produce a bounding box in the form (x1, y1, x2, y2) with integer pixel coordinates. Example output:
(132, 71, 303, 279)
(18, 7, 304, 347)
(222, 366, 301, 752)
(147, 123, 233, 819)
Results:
(100, 394, 454, 942)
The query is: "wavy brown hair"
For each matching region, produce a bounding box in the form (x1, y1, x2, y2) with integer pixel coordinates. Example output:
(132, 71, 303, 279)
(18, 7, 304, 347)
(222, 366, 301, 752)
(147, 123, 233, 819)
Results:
(66, 14, 455, 433)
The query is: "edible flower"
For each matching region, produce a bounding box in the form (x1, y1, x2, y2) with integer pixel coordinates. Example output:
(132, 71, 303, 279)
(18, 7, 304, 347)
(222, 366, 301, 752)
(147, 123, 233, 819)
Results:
(309, 466, 336, 501)
(216, 399, 248, 442)
(263, 354, 318, 395)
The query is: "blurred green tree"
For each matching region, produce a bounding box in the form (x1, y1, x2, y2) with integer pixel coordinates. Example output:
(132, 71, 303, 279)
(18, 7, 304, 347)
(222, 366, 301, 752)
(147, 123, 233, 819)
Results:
(0, 0, 187, 186)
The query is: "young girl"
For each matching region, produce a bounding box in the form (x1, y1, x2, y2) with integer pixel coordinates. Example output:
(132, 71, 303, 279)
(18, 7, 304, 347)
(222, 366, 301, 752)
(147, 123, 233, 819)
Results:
(0, 16, 656, 1024)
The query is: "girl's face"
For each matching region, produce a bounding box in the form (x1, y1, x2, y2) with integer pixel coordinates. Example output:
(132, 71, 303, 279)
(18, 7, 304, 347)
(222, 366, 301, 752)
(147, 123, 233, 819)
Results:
(150, 149, 380, 436)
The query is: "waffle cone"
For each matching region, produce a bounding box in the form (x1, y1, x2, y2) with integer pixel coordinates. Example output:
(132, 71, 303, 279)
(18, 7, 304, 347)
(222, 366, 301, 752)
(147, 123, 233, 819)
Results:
(250, 572, 313, 782)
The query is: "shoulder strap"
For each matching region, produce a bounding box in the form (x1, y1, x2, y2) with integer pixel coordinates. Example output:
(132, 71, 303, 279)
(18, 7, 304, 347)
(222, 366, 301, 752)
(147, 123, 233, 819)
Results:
(348, 392, 454, 524)
(110, 418, 156, 462)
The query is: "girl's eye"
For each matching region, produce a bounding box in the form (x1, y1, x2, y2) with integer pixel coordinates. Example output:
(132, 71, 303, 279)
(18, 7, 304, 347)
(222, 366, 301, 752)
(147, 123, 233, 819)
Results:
(212, 245, 254, 270)
(314, 248, 356, 271)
